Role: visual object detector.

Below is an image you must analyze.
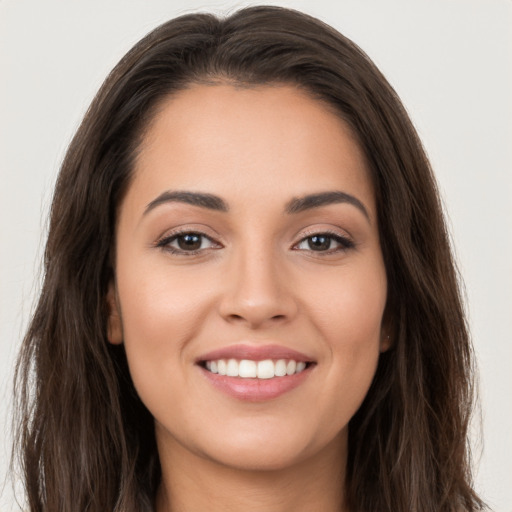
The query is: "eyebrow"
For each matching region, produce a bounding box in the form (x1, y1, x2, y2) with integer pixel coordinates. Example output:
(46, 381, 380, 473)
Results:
(285, 191, 370, 220)
(144, 191, 229, 214)
(144, 189, 369, 220)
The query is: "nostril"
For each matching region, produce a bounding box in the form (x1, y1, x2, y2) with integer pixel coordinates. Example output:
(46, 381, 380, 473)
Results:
(220, 294, 297, 328)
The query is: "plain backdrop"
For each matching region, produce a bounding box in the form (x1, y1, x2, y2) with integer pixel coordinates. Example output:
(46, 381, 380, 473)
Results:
(1, 0, 511, 510)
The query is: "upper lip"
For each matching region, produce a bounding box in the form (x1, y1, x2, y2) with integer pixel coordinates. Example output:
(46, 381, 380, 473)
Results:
(196, 344, 315, 363)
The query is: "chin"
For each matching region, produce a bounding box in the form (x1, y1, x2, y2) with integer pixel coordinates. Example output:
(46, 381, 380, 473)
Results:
(190, 423, 347, 473)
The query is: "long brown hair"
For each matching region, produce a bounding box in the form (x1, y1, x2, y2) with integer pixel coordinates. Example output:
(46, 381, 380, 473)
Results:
(14, 6, 486, 511)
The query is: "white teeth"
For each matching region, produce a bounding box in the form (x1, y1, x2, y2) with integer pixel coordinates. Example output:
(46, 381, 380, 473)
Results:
(275, 359, 287, 377)
(217, 359, 227, 376)
(257, 359, 275, 379)
(286, 360, 296, 375)
(239, 359, 257, 378)
(203, 358, 309, 378)
(226, 359, 238, 377)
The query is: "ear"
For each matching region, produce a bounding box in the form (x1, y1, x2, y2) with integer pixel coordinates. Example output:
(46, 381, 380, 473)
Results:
(380, 332, 392, 352)
(379, 303, 394, 353)
(106, 280, 123, 345)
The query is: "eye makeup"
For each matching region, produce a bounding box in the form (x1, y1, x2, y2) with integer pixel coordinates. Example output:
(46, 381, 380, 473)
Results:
(154, 227, 355, 257)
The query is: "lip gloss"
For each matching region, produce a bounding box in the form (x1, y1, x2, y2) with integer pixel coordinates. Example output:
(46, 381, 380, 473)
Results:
(199, 365, 313, 401)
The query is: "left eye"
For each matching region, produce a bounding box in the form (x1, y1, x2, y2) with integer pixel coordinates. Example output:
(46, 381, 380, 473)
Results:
(294, 234, 352, 252)
(158, 232, 218, 253)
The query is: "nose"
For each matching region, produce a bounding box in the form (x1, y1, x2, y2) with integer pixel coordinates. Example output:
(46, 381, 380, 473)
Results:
(218, 245, 298, 329)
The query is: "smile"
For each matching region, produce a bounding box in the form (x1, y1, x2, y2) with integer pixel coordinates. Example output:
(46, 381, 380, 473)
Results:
(204, 359, 308, 379)
(197, 344, 316, 401)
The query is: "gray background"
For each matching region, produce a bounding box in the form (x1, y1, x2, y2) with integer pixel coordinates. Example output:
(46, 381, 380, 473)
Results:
(1, 0, 511, 510)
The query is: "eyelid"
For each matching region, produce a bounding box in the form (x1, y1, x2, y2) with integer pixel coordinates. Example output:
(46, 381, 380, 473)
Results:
(155, 227, 223, 255)
(292, 228, 355, 253)
(154, 223, 223, 244)
(295, 226, 353, 242)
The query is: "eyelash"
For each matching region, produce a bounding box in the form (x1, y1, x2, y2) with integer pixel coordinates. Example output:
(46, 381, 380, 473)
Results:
(155, 230, 354, 256)
(292, 230, 355, 254)
(156, 231, 221, 255)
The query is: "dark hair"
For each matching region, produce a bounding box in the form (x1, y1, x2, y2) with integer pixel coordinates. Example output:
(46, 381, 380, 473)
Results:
(14, 5, 485, 511)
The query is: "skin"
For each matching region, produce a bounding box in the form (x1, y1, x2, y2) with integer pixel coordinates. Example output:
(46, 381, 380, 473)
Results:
(107, 84, 389, 512)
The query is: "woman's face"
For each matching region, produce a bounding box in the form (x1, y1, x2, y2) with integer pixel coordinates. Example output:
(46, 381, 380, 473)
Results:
(108, 84, 389, 471)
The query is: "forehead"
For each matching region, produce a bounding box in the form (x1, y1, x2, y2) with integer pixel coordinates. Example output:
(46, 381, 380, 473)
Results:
(127, 83, 375, 218)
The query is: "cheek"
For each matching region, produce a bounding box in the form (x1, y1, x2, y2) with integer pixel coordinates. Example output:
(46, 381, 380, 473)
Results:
(298, 260, 386, 412)
(115, 262, 218, 397)
(118, 257, 217, 336)
(300, 256, 387, 347)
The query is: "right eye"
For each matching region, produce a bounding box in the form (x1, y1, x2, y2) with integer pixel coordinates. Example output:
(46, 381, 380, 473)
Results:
(157, 231, 220, 255)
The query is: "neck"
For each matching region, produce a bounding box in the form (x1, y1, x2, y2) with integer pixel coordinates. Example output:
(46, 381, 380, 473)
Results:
(155, 430, 348, 512)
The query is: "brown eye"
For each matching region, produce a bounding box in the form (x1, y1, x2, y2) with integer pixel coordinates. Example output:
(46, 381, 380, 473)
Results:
(177, 233, 202, 251)
(157, 231, 219, 255)
(294, 233, 354, 253)
(307, 235, 332, 251)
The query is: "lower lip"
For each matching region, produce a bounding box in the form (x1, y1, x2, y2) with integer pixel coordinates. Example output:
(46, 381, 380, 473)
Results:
(199, 365, 314, 401)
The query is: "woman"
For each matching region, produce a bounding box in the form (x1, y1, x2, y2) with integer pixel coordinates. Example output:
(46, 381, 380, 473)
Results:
(14, 6, 486, 511)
